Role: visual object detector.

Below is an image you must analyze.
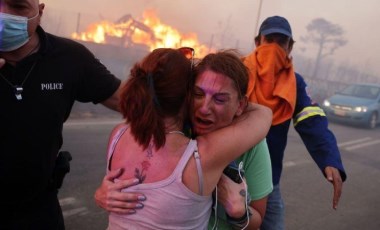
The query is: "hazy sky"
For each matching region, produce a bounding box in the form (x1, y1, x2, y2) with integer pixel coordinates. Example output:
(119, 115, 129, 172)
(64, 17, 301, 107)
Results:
(42, 0, 380, 76)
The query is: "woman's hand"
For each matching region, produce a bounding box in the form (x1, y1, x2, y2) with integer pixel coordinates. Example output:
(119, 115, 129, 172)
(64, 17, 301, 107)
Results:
(217, 174, 247, 218)
(94, 169, 146, 214)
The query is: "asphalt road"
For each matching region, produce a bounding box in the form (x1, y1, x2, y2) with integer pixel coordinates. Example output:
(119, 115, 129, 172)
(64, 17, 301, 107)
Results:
(60, 117, 380, 230)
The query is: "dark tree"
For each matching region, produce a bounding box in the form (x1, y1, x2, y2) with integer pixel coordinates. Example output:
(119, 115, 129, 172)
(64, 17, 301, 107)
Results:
(300, 18, 347, 78)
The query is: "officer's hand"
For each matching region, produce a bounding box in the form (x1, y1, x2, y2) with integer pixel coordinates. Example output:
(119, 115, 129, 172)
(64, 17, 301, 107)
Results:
(94, 168, 146, 214)
(324, 166, 343, 210)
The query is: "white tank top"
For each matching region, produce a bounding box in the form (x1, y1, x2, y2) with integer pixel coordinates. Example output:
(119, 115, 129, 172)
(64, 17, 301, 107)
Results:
(107, 125, 212, 230)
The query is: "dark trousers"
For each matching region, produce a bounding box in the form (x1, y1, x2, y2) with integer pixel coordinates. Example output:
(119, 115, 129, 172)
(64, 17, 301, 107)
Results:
(0, 189, 65, 230)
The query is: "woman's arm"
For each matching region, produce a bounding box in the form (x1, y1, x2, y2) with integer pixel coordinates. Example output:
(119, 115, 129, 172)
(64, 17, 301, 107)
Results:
(217, 175, 268, 230)
(197, 103, 272, 195)
(199, 103, 272, 170)
(201, 103, 271, 160)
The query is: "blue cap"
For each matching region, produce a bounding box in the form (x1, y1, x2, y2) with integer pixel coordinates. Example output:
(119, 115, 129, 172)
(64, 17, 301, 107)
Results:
(259, 16, 292, 38)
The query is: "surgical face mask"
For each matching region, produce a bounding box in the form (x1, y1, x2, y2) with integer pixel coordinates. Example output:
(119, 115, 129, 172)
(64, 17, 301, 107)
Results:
(0, 12, 39, 52)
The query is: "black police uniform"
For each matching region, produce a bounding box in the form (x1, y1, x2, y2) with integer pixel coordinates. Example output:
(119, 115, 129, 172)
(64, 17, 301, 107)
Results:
(0, 26, 121, 230)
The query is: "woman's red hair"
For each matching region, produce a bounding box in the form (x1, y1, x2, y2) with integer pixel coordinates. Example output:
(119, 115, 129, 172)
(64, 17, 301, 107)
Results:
(119, 48, 192, 149)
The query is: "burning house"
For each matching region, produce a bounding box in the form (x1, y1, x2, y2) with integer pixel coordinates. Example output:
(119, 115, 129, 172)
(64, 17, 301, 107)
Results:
(68, 10, 210, 118)
(71, 10, 210, 79)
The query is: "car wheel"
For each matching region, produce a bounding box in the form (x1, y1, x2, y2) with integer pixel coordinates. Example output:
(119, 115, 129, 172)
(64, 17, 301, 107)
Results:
(367, 112, 378, 129)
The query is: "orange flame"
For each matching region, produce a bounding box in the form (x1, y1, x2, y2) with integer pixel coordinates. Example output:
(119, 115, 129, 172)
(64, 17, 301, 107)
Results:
(71, 9, 210, 58)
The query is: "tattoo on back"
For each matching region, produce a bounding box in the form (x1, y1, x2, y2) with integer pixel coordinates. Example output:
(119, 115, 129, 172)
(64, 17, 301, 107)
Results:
(135, 160, 151, 183)
(146, 142, 153, 159)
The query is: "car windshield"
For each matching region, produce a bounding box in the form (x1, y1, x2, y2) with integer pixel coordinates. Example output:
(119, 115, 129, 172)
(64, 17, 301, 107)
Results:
(339, 85, 380, 99)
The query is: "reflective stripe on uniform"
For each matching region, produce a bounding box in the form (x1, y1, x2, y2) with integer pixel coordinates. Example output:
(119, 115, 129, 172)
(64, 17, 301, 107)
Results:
(293, 106, 326, 126)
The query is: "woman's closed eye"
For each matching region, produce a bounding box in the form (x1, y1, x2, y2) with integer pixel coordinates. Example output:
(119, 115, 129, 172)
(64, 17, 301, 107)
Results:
(213, 95, 229, 104)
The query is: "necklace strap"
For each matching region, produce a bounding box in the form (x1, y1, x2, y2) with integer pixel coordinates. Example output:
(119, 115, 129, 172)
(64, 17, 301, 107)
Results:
(0, 61, 37, 87)
(166, 130, 185, 136)
(0, 60, 38, 101)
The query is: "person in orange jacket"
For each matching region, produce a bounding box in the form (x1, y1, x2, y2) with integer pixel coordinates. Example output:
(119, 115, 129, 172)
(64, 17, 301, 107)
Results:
(241, 15, 347, 230)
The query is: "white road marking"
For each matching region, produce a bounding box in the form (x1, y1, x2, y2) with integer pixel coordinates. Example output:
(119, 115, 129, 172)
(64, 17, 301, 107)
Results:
(337, 137, 380, 151)
(60, 197, 89, 218)
(283, 161, 296, 168)
(62, 207, 89, 218)
(59, 197, 76, 206)
(283, 160, 311, 168)
(344, 139, 380, 151)
(284, 137, 379, 168)
(338, 137, 373, 147)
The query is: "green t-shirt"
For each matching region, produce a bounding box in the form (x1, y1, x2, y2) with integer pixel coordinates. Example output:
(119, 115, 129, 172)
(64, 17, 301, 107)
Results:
(208, 139, 273, 229)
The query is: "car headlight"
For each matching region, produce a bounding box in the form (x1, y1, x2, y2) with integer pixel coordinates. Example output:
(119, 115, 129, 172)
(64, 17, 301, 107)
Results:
(323, 100, 331, 107)
(354, 106, 368, 112)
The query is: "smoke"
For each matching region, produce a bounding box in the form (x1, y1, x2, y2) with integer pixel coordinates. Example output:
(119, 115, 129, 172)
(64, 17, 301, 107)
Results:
(42, 0, 380, 77)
